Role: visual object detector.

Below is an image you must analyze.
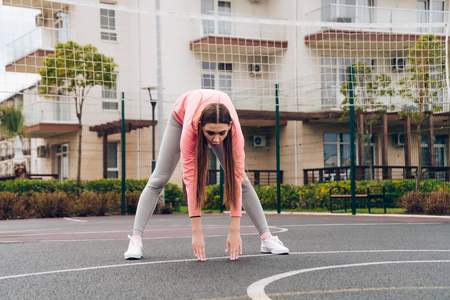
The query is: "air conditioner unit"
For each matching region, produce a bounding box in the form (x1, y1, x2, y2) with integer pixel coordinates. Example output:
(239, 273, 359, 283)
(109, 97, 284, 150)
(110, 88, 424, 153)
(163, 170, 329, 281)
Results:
(393, 133, 405, 146)
(37, 145, 48, 158)
(252, 135, 266, 148)
(249, 64, 262, 75)
(391, 57, 406, 73)
(35, 14, 44, 27)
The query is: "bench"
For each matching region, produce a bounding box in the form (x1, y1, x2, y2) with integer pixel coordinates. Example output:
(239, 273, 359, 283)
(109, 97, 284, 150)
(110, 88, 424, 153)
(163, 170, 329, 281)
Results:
(329, 186, 386, 213)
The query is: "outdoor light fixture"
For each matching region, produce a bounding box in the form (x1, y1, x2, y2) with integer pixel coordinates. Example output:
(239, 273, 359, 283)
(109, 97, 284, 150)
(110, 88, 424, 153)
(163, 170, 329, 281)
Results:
(142, 86, 158, 172)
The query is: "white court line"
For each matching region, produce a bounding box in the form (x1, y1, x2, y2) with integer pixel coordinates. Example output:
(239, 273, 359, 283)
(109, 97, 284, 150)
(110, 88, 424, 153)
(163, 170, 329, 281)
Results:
(268, 212, 450, 219)
(281, 222, 442, 227)
(0, 222, 440, 241)
(63, 218, 88, 223)
(0, 225, 267, 238)
(1, 249, 450, 281)
(247, 260, 450, 300)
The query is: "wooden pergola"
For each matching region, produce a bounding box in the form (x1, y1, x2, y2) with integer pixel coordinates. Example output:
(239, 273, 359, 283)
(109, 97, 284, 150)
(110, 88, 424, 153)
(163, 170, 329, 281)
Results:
(89, 119, 156, 178)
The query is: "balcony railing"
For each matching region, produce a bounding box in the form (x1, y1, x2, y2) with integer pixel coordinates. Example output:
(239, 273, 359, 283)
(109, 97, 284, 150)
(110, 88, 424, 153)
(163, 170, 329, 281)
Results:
(6, 27, 69, 65)
(22, 99, 77, 126)
(303, 166, 450, 185)
(306, 4, 448, 33)
(194, 11, 287, 40)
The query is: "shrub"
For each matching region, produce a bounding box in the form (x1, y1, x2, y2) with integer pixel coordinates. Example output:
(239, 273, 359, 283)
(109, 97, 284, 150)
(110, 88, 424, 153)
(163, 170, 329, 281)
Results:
(0, 192, 23, 220)
(124, 191, 140, 214)
(424, 192, 450, 215)
(34, 191, 71, 218)
(398, 191, 424, 214)
(164, 183, 184, 211)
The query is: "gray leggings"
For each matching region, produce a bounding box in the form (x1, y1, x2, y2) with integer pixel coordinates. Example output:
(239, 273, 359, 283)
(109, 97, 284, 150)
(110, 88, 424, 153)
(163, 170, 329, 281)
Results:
(132, 114, 270, 236)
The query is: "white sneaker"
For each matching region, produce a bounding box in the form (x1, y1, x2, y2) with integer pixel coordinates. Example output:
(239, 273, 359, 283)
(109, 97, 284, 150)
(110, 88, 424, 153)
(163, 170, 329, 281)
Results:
(124, 235, 143, 260)
(261, 236, 289, 255)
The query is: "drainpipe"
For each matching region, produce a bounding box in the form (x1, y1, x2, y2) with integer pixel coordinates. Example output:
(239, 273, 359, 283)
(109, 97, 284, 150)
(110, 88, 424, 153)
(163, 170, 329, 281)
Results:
(293, 0, 298, 185)
(137, 0, 142, 179)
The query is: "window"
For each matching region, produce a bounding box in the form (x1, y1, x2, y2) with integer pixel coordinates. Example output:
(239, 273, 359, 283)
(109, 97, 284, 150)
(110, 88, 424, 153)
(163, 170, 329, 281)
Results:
(208, 149, 218, 185)
(202, 61, 216, 89)
(363, 135, 376, 166)
(421, 135, 446, 167)
(56, 143, 69, 180)
(100, 2, 117, 41)
(202, 61, 232, 94)
(107, 142, 118, 178)
(218, 1, 231, 35)
(323, 133, 351, 168)
(102, 79, 118, 110)
(54, 11, 70, 43)
(417, 0, 445, 33)
(201, 0, 231, 35)
(321, 0, 373, 23)
(321, 57, 372, 109)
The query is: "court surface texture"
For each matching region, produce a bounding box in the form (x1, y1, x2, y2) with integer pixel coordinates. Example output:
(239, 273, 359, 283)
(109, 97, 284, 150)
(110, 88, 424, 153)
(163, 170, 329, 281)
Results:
(1, 213, 449, 299)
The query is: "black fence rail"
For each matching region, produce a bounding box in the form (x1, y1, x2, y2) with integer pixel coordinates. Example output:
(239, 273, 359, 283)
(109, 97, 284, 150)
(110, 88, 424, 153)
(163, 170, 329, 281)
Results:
(304, 166, 450, 185)
(208, 169, 282, 186)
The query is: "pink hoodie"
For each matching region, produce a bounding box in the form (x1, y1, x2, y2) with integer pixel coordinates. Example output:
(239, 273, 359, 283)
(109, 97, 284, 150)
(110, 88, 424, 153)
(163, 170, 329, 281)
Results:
(172, 89, 245, 217)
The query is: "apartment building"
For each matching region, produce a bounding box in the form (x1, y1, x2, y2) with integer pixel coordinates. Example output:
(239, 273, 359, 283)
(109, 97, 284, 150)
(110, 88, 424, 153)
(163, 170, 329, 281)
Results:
(2, 0, 450, 185)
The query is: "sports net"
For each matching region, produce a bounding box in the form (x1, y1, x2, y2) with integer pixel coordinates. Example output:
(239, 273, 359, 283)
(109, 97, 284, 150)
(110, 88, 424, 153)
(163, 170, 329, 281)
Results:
(1, 1, 450, 187)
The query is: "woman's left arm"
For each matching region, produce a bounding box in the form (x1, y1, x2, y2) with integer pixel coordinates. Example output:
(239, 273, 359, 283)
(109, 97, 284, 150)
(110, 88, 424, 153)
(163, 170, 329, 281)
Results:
(226, 217, 242, 260)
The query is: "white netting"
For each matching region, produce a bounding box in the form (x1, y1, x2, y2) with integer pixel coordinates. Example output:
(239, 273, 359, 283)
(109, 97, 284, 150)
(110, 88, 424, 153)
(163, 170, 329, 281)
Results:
(1, 1, 450, 184)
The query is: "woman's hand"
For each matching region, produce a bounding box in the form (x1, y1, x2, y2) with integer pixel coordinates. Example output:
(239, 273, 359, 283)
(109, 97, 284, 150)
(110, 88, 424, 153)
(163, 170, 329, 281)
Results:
(190, 217, 206, 261)
(226, 217, 242, 260)
(192, 231, 206, 261)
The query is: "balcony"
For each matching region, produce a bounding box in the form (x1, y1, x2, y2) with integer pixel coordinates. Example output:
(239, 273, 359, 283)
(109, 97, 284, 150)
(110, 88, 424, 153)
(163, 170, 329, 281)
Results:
(5, 27, 69, 73)
(190, 11, 288, 55)
(2, 0, 63, 10)
(304, 4, 449, 51)
(306, 4, 450, 28)
(22, 99, 78, 138)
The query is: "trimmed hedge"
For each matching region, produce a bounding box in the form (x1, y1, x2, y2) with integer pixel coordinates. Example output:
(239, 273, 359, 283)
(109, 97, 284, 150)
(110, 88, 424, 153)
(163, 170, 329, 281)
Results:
(399, 191, 450, 215)
(205, 179, 450, 214)
(1, 178, 449, 220)
(0, 179, 183, 220)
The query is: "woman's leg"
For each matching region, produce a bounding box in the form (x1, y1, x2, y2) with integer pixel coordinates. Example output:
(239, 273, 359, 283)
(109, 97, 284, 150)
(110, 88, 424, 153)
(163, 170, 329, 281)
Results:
(132, 114, 183, 235)
(210, 145, 270, 235)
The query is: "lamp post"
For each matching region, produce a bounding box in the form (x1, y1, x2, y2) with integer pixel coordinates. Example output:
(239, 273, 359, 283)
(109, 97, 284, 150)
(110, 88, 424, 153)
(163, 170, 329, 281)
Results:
(143, 86, 158, 172)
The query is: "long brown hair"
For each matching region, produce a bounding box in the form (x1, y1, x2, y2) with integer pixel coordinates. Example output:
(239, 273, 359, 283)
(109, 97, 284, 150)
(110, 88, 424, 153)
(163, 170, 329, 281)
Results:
(196, 103, 238, 212)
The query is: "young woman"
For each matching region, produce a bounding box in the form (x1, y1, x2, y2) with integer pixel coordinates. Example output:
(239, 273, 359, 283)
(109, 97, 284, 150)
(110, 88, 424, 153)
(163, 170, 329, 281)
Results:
(124, 89, 289, 261)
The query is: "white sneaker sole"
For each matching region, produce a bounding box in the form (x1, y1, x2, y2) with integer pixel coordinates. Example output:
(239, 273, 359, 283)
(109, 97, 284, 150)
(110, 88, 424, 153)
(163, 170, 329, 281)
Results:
(261, 249, 289, 255)
(124, 254, 142, 260)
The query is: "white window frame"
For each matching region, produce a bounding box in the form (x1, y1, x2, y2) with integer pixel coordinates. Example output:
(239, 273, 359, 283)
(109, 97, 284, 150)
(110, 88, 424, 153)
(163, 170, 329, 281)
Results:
(201, 61, 233, 94)
(102, 74, 118, 111)
(55, 143, 69, 180)
(54, 9, 70, 44)
(107, 142, 119, 178)
(417, 0, 445, 33)
(100, 2, 117, 41)
(201, 0, 231, 35)
(321, 0, 374, 23)
(320, 57, 372, 110)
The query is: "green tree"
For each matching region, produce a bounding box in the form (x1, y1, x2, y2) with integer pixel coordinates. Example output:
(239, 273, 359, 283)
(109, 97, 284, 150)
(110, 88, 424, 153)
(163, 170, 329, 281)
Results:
(38, 41, 118, 184)
(398, 34, 446, 191)
(0, 105, 27, 178)
(340, 61, 394, 179)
